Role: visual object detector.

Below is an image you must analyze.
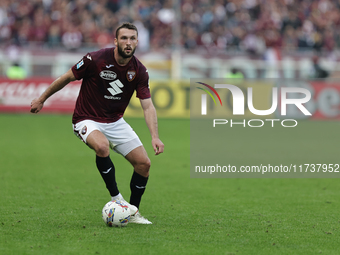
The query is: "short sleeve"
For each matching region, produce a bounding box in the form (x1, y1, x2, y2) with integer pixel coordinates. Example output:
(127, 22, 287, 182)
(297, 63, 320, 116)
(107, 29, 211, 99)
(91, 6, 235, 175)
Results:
(71, 53, 96, 80)
(136, 68, 151, 99)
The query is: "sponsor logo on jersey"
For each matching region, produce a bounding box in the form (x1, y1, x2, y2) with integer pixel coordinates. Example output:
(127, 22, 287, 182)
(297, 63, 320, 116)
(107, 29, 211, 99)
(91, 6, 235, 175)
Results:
(106, 64, 114, 68)
(127, 70, 136, 82)
(100, 70, 117, 80)
(76, 60, 84, 69)
(106, 80, 124, 98)
(104, 95, 121, 100)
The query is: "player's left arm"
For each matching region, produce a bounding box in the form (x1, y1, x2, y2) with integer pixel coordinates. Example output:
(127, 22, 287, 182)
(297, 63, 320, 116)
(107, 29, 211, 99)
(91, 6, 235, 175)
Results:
(140, 98, 164, 155)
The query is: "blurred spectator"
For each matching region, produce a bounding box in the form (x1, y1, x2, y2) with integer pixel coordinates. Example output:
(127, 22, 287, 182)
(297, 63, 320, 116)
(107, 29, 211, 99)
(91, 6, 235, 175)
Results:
(240, 31, 265, 57)
(228, 27, 245, 49)
(157, 0, 175, 25)
(281, 10, 302, 34)
(309, 55, 329, 79)
(282, 25, 298, 50)
(6, 62, 26, 80)
(134, 20, 150, 52)
(225, 67, 244, 79)
(0, 0, 339, 54)
(47, 23, 62, 48)
(62, 23, 83, 51)
(30, 7, 50, 46)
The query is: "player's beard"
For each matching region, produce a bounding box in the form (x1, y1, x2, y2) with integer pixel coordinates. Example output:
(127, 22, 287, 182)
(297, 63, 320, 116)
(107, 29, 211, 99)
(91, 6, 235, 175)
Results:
(117, 44, 136, 59)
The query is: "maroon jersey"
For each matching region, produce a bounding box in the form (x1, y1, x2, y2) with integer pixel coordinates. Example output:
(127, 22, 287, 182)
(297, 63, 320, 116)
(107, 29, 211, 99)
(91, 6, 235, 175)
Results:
(71, 48, 150, 124)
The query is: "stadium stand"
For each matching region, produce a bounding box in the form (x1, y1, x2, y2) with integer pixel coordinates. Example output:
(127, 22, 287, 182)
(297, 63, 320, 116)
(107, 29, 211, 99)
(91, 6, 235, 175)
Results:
(0, 0, 339, 54)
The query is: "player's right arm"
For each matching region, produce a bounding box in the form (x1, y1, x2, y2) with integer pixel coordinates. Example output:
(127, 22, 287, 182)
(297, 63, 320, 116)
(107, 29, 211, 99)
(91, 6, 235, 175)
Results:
(30, 69, 76, 113)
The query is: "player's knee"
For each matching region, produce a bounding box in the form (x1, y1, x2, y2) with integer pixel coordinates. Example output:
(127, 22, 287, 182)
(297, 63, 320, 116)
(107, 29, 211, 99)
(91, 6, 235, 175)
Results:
(95, 143, 110, 157)
(137, 158, 151, 177)
(144, 158, 151, 171)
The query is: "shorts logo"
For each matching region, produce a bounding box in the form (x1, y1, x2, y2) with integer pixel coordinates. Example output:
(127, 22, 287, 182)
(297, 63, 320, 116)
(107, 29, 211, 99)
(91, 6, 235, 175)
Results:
(81, 125, 87, 135)
(127, 70, 136, 82)
(76, 60, 84, 69)
(100, 70, 117, 80)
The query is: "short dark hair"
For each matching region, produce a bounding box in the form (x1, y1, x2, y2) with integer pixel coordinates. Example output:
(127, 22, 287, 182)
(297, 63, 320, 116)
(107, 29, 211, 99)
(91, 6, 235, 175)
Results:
(115, 22, 138, 38)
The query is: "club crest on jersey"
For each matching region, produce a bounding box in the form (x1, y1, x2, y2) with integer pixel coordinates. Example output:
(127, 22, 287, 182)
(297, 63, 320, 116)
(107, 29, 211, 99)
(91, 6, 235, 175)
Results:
(127, 70, 136, 82)
(100, 70, 117, 80)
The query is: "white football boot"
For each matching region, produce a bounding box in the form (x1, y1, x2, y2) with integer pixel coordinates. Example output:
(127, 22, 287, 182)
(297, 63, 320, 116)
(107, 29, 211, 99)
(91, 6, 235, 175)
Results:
(121, 199, 138, 216)
(129, 211, 152, 224)
(121, 200, 152, 224)
(112, 194, 152, 224)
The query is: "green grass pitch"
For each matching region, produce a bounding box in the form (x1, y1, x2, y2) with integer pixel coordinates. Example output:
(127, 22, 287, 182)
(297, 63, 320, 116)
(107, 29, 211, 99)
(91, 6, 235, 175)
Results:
(1, 114, 339, 254)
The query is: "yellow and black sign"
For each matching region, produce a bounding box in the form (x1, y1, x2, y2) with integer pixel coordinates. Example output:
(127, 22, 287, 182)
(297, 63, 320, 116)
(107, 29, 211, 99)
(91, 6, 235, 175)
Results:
(125, 80, 190, 118)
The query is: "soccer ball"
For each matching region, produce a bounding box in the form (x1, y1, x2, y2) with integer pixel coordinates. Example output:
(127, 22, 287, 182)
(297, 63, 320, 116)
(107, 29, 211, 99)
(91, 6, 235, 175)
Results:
(102, 200, 131, 227)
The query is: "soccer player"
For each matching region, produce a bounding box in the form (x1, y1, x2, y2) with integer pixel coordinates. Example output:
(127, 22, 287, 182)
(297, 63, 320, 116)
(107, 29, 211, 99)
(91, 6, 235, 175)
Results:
(30, 22, 164, 224)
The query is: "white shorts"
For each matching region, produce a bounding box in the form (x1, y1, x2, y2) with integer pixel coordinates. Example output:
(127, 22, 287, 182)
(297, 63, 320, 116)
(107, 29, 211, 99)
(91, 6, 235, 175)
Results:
(73, 118, 143, 156)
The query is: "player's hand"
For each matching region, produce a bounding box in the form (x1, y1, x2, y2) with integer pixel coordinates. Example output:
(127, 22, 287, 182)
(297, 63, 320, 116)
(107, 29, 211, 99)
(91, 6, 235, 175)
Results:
(30, 98, 44, 113)
(152, 138, 164, 155)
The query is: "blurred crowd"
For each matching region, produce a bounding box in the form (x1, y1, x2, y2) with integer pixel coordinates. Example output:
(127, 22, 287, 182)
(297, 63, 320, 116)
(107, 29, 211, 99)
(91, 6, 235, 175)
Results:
(0, 0, 339, 54)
